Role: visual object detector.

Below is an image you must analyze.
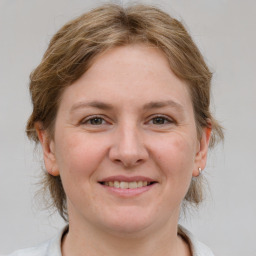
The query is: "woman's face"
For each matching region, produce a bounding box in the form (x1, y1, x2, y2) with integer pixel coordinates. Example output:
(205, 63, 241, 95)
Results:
(41, 44, 210, 235)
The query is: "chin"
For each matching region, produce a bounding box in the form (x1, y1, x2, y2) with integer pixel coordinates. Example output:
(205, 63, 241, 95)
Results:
(98, 209, 157, 236)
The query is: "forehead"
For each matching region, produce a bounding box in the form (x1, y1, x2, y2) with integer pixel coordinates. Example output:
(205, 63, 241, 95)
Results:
(59, 44, 193, 113)
(88, 44, 173, 81)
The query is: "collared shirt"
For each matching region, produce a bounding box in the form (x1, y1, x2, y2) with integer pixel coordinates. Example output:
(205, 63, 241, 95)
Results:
(3, 225, 215, 256)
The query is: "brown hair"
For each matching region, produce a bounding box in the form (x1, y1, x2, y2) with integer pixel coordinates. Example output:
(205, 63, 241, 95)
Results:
(26, 3, 223, 221)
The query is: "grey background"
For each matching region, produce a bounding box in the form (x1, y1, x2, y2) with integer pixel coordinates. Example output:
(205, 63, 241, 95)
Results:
(0, 0, 256, 255)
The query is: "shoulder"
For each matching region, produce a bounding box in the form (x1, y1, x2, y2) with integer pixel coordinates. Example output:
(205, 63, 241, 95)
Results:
(178, 225, 215, 256)
(2, 242, 49, 256)
(2, 226, 67, 256)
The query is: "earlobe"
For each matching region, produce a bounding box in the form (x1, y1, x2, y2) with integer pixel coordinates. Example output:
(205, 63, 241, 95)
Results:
(35, 122, 60, 176)
(192, 126, 212, 177)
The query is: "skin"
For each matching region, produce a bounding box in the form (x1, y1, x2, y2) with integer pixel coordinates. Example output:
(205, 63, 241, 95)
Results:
(37, 44, 211, 256)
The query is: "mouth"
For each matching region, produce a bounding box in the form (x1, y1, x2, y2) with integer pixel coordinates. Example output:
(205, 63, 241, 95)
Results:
(98, 175, 158, 195)
(98, 175, 158, 198)
(99, 180, 157, 189)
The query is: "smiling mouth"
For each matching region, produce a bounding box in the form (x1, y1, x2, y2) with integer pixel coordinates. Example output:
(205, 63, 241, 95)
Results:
(99, 181, 156, 189)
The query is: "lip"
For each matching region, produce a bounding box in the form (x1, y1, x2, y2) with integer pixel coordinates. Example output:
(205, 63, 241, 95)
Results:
(98, 175, 156, 183)
(98, 175, 158, 198)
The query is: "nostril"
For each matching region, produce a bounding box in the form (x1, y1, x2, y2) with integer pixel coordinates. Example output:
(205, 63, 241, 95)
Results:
(122, 159, 145, 168)
(109, 142, 149, 168)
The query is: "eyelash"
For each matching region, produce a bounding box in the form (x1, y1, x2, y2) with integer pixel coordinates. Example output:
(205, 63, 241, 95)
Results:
(79, 115, 175, 126)
(80, 115, 108, 126)
(147, 115, 175, 125)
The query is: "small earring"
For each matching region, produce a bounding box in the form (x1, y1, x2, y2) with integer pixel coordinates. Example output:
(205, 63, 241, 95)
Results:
(49, 168, 59, 176)
(198, 167, 202, 176)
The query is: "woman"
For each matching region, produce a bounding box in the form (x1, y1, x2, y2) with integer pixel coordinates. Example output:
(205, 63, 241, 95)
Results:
(8, 3, 223, 256)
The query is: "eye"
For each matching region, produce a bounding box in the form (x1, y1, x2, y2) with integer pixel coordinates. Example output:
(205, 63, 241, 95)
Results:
(148, 115, 174, 125)
(80, 116, 107, 126)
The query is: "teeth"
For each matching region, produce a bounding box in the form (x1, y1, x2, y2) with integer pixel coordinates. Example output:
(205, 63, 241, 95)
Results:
(103, 181, 152, 189)
(137, 181, 143, 187)
(120, 181, 128, 189)
(114, 181, 120, 188)
(129, 181, 137, 189)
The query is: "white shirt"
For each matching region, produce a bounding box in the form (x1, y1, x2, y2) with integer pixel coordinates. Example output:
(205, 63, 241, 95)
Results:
(3, 226, 214, 256)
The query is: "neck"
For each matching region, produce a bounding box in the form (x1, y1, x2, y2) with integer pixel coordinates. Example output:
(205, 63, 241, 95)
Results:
(61, 215, 191, 256)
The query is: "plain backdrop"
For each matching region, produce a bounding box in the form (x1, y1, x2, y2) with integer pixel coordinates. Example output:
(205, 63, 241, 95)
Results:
(0, 0, 256, 255)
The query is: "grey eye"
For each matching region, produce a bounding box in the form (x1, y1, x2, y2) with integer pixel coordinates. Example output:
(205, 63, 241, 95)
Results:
(88, 117, 104, 125)
(152, 117, 169, 125)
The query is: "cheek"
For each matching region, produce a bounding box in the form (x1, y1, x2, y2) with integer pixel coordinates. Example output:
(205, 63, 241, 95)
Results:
(54, 132, 107, 180)
(155, 134, 195, 167)
(151, 133, 196, 187)
(145, 133, 197, 215)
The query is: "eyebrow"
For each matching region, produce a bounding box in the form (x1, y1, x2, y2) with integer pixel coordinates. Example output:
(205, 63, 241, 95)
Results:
(70, 101, 114, 113)
(70, 100, 184, 113)
(142, 100, 184, 112)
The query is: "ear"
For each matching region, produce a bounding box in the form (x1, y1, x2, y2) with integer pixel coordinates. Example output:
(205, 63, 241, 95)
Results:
(35, 122, 59, 176)
(192, 126, 212, 177)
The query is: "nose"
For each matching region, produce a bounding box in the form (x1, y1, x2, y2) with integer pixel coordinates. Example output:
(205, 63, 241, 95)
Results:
(109, 124, 149, 168)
